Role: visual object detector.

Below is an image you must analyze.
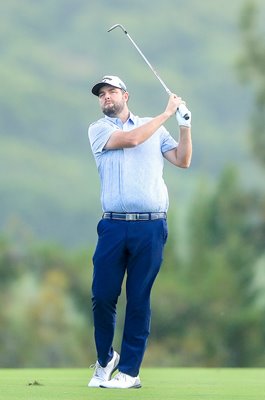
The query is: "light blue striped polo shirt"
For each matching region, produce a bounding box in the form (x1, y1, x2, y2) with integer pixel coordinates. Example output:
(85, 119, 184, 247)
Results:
(88, 113, 178, 212)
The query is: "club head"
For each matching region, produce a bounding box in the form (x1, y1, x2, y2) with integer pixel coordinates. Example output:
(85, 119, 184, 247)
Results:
(107, 24, 127, 34)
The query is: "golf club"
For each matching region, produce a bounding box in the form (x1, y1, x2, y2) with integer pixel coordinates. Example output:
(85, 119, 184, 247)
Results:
(108, 23, 190, 120)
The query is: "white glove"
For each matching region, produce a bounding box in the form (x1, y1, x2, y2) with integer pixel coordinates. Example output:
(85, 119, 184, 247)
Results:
(176, 104, 191, 128)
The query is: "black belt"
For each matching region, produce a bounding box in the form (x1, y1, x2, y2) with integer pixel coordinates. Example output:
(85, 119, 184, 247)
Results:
(102, 212, 167, 221)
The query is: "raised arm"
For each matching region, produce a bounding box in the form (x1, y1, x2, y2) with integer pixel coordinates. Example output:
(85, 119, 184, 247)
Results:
(163, 110, 192, 168)
(104, 94, 182, 150)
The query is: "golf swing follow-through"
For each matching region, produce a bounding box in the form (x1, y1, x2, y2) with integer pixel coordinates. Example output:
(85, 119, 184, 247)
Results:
(108, 23, 190, 120)
(87, 24, 192, 389)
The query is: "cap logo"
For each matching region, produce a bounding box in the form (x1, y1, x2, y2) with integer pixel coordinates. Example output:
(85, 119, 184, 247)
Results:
(101, 76, 126, 91)
(102, 76, 113, 83)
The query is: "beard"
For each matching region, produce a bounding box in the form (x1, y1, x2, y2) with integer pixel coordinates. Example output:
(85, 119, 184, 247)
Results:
(102, 99, 125, 117)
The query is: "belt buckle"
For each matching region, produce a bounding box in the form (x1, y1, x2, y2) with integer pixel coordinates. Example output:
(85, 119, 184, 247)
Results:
(126, 213, 139, 221)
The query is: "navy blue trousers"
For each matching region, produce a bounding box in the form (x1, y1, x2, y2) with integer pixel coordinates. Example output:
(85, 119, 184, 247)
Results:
(91, 218, 168, 377)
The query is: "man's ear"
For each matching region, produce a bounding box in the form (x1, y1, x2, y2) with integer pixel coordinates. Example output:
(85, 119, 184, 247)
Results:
(124, 91, 130, 102)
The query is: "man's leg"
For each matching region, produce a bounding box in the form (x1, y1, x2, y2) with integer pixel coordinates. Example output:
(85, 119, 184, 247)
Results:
(92, 219, 127, 367)
(118, 219, 168, 376)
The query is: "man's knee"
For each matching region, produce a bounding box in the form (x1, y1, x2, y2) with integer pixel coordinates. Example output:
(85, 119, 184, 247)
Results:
(92, 288, 120, 311)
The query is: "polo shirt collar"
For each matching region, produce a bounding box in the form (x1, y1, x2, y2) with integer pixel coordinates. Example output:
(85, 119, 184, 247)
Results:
(104, 112, 136, 127)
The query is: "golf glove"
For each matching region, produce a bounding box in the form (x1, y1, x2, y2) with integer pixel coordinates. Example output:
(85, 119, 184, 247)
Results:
(176, 104, 191, 128)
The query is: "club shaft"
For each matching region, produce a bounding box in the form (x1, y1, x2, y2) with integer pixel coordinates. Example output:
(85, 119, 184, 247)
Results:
(125, 32, 171, 95)
(108, 24, 190, 120)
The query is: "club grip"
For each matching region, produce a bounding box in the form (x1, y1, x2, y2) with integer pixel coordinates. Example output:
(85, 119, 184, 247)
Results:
(178, 104, 190, 120)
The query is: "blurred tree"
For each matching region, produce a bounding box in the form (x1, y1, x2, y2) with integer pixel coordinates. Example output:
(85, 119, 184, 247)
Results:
(186, 166, 264, 366)
(148, 167, 265, 367)
(0, 237, 94, 367)
(237, 1, 265, 167)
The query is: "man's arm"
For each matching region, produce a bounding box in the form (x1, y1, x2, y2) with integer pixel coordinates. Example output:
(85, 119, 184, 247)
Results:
(163, 108, 192, 168)
(163, 126, 192, 168)
(104, 94, 181, 150)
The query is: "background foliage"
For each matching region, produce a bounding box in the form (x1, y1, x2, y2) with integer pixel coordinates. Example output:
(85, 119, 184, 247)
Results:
(0, 0, 264, 367)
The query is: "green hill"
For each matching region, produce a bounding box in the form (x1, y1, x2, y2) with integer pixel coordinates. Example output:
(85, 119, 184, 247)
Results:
(0, 0, 264, 246)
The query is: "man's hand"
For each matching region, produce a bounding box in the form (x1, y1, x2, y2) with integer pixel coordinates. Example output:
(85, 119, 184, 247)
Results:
(176, 107, 191, 128)
(165, 93, 183, 117)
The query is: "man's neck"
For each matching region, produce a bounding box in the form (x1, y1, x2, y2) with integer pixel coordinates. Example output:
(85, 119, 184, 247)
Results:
(115, 107, 130, 123)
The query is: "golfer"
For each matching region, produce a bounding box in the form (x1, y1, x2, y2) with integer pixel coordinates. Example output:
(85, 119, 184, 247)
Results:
(88, 75, 192, 389)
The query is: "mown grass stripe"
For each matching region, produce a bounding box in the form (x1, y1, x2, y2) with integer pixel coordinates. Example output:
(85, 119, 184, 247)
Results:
(0, 368, 264, 400)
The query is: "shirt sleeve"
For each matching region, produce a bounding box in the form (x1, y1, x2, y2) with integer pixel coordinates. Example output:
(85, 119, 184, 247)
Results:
(160, 126, 178, 154)
(88, 120, 117, 155)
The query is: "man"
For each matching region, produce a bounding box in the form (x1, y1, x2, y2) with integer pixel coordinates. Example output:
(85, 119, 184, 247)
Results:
(87, 75, 192, 389)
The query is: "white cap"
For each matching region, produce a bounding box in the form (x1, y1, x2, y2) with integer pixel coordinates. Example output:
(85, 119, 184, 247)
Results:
(91, 75, 127, 96)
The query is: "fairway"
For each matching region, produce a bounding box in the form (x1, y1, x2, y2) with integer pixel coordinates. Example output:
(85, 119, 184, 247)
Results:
(0, 368, 264, 400)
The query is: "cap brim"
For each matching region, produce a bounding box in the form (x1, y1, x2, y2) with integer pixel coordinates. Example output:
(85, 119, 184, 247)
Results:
(91, 82, 127, 96)
(91, 83, 107, 96)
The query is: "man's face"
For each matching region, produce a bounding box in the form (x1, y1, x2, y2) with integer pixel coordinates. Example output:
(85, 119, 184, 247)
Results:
(98, 85, 128, 117)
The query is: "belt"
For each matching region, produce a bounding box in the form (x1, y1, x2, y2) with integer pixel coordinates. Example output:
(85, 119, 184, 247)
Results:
(102, 212, 167, 221)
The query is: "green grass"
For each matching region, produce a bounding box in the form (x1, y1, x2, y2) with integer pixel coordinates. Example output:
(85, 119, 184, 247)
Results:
(0, 368, 264, 400)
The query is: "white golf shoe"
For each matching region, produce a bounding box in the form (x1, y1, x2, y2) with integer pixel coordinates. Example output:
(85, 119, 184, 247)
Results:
(88, 351, 120, 388)
(100, 371, 142, 389)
